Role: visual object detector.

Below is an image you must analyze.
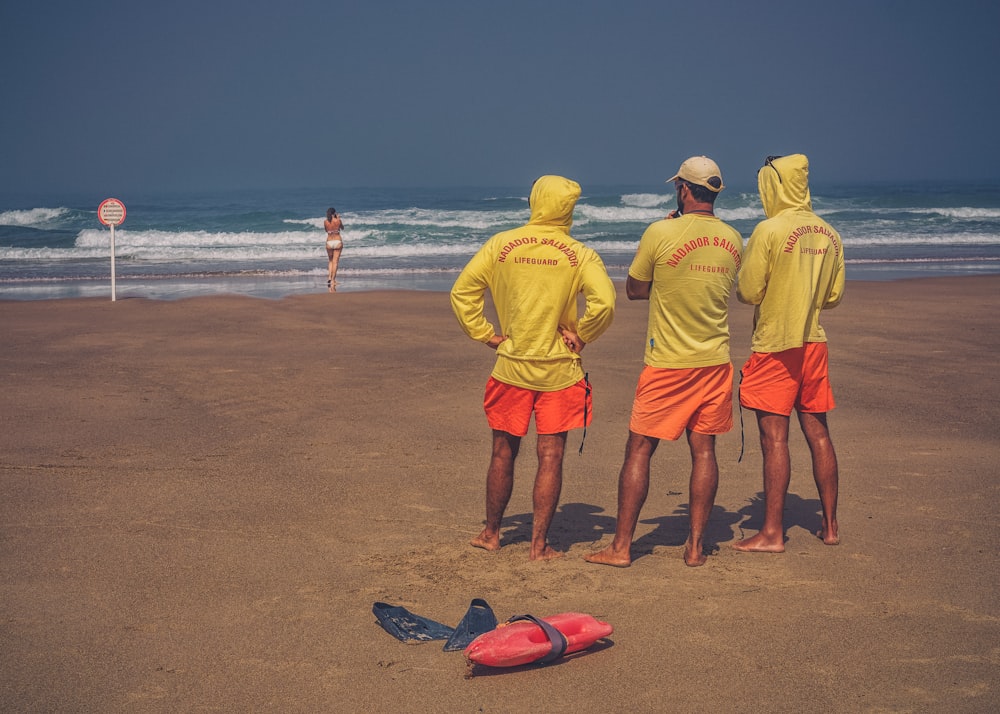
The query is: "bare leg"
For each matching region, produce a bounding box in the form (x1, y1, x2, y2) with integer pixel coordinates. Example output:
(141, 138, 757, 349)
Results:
(328, 248, 342, 290)
(798, 411, 840, 544)
(684, 430, 718, 566)
(471, 430, 520, 552)
(733, 411, 789, 553)
(530, 432, 567, 561)
(585, 432, 658, 567)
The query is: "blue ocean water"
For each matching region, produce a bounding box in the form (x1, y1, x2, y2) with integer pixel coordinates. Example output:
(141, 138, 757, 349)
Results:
(1, 182, 999, 300)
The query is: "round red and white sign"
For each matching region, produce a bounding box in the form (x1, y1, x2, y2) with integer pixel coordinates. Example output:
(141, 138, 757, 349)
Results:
(98, 198, 126, 226)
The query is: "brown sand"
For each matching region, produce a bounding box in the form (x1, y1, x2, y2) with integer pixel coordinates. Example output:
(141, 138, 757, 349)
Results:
(2, 275, 998, 712)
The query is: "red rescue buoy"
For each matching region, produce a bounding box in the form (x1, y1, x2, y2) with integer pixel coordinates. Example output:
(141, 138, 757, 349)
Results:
(465, 612, 613, 668)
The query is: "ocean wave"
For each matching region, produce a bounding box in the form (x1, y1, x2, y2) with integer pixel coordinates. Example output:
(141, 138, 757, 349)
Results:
(846, 256, 1000, 265)
(904, 207, 1000, 219)
(584, 240, 640, 254)
(74, 228, 375, 249)
(2, 234, 481, 262)
(286, 201, 681, 229)
(716, 207, 763, 221)
(0, 207, 71, 227)
(274, 201, 1000, 236)
(575, 204, 670, 223)
(76, 228, 301, 248)
(287, 207, 524, 231)
(620, 193, 671, 208)
(841, 231, 1000, 246)
(0, 265, 466, 283)
(817, 205, 1000, 220)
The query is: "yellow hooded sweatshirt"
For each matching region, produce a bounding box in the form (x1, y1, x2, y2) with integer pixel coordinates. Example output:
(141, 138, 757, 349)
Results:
(737, 154, 845, 353)
(450, 175, 616, 391)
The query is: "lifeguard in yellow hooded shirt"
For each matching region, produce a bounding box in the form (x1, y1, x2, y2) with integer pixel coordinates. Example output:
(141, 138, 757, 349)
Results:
(451, 175, 616, 561)
(733, 154, 845, 553)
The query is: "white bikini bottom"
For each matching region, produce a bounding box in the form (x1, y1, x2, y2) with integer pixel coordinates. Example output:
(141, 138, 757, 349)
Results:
(326, 239, 343, 250)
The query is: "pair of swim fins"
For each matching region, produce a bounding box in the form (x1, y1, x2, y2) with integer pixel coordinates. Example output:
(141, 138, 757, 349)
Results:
(372, 598, 497, 651)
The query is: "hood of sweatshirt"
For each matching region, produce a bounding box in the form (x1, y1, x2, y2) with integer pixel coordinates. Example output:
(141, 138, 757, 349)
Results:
(527, 175, 581, 231)
(758, 154, 813, 218)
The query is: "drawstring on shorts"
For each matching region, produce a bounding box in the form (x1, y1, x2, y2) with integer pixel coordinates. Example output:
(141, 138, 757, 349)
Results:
(737, 369, 745, 463)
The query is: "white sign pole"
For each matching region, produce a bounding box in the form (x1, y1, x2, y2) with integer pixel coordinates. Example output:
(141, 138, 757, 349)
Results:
(110, 223, 117, 301)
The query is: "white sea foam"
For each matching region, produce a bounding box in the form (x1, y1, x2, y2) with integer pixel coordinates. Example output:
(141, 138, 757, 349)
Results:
(621, 193, 671, 208)
(0, 207, 71, 226)
(812, 205, 1000, 220)
(6, 227, 480, 263)
(2, 246, 106, 261)
(287, 207, 524, 231)
(291, 200, 692, 230)
(841, 231, 1000, 246)
(716, 207, 763, 221)
(75, 228, 376, 249)
(76, 228, 304, 248)
(904, 207, 1000, 219)
(283, 218, 325, 229)
(575, 204, 669, 223)
(847, 256, 1000, 264)
(585, 240, 640, 253)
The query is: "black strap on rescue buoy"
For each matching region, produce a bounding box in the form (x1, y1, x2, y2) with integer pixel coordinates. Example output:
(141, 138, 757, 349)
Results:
(506, 614, 568, 664)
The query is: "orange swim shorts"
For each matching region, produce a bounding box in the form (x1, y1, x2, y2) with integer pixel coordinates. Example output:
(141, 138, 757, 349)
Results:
(629, 363, 734, 441)
(483, 376, 592, 437)
(739, 342, 836, 416)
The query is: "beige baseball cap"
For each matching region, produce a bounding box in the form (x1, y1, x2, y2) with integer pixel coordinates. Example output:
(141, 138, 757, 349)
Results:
(667, 156, 725, 192)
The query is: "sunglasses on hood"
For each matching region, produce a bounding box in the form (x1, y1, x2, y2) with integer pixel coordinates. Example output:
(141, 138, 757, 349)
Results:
(760, 155, 784, 184)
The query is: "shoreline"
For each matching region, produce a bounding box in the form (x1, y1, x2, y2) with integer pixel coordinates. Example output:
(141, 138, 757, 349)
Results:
(2, 274, 998, 711)
(3, 261, 1000, 302)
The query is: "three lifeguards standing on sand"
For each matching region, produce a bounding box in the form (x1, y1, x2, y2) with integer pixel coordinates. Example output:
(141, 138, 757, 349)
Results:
(451, 155, 844, 566)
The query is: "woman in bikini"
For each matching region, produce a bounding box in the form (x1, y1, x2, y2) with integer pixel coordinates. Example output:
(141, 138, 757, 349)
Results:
(324, 207, 344, 290)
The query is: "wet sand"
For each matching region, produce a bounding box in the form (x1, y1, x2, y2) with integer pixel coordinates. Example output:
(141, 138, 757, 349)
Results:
(2, 275, 998, 712)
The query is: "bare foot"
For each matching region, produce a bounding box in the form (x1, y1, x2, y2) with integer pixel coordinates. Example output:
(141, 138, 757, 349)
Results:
(529, 545, 564, 561)
(470, 530, 500, 552)
(683, 539, 707, 567)
(732, 533, 785, 553)
(584, 546, 631, 568)
(818, 520, 840, 545)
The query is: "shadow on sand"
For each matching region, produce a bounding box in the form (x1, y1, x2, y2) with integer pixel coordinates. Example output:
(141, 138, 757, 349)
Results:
(493, 491, 824, 560)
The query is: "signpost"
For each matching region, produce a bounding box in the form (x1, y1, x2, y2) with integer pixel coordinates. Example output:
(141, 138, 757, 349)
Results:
(98, 198, 126, 301)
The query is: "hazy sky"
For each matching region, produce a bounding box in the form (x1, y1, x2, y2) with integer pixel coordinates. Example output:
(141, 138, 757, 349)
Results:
(2, 0, 998, 195)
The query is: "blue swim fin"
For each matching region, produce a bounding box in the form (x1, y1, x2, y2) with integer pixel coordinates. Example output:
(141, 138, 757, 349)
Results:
(372, 602, 455, 643)
(443, 598, 498, 652)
